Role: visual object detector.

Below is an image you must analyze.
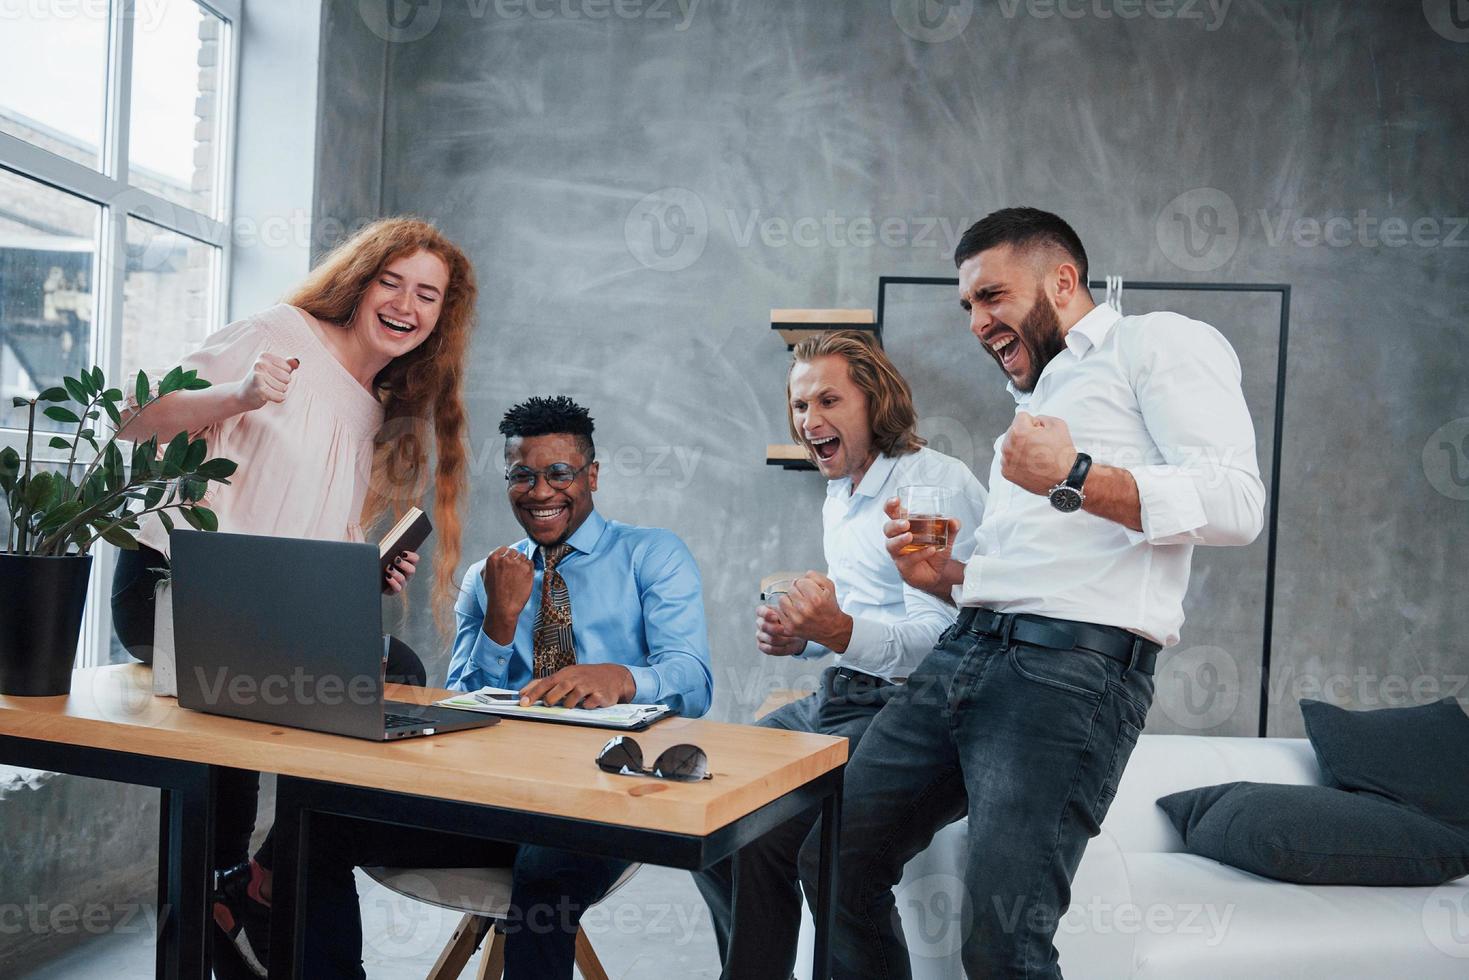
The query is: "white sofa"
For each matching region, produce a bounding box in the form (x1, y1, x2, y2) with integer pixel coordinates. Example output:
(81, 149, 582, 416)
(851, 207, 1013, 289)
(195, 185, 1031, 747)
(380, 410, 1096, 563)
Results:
(797, 734, 1469, 978)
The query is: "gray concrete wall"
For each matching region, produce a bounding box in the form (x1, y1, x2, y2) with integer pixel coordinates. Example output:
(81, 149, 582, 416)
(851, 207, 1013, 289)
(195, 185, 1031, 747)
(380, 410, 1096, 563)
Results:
(0, 777, 158, 973)
(230, 0, 323, 317)
(331, 0, 1469, 738)
(311, 0, 388, 260)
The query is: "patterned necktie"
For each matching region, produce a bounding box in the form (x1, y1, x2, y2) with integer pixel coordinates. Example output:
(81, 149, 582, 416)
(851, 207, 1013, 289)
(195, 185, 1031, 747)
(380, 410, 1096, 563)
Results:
(531, 542, 577, 678)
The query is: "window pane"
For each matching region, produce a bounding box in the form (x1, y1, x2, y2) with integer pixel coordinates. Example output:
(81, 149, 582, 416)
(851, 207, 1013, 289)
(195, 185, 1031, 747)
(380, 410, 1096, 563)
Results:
(129, 0, 226, 215)
(0, 168, 99, 433)
(0, 1, 110, 168)
(121, 218, 216, 390)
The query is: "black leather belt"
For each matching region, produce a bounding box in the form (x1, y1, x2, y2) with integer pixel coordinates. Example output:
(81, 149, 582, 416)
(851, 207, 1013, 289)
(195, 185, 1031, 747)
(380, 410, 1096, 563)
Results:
(954, 607, 1160, 676)
(833, 666, 893, 687)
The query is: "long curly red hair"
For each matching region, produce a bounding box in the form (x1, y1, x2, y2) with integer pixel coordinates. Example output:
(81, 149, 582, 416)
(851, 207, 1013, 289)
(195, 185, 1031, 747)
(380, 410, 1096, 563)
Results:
(285, 217, 478, 635)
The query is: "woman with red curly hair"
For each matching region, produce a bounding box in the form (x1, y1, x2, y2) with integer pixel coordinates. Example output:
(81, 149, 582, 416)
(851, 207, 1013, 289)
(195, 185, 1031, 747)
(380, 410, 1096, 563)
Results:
(111, 216, 477, 978)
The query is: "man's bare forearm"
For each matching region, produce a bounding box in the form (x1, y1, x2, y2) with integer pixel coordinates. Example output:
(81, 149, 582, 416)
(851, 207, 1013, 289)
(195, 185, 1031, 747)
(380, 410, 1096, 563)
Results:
(1081, 464, 1143, 532)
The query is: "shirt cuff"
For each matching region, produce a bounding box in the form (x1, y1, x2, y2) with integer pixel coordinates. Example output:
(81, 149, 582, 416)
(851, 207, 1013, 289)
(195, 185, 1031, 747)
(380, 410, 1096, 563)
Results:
(473, 627, 517, 674)
(843, 614, 883, 661)
(796, 640, 831, 660)
(954, 559, 980, 607)
(841, 615, 902, 678)
(1128, 465, 1208, 543)
(626, 664, 659, 704)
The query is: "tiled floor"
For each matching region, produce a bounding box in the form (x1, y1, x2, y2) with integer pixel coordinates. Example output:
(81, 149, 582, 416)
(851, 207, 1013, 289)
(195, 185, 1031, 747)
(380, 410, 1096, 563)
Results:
(17, 866, 722, 979)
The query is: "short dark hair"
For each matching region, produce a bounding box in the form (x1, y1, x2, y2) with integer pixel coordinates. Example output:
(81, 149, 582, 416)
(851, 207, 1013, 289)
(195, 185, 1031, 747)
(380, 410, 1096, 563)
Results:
(499, 395, 595, 462)
(953, 207, 1089, 284)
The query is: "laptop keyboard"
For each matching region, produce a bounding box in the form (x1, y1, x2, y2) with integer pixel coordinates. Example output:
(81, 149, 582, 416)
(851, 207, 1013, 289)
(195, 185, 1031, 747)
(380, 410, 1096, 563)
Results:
(384, 712, 425, 729)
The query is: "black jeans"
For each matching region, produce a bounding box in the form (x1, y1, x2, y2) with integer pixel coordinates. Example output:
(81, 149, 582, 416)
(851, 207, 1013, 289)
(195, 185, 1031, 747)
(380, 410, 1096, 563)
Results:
(693, 666, 899, 980)
(298, 815, 630, 980)
(110, 549, 428, 872)
(797, 620, 1154, 979)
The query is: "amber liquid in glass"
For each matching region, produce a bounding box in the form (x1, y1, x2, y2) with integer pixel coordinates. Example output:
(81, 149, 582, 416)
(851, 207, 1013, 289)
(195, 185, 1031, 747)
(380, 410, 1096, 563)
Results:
(900, 515, 949, 554)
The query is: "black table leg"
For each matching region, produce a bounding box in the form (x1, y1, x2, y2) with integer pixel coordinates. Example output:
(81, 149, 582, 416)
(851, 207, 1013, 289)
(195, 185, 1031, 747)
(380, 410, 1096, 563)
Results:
(267, 775, 307, 980)
(154, 766, 216, 980)
(811, 768, 843, 980)
(0, 738, 219, 980)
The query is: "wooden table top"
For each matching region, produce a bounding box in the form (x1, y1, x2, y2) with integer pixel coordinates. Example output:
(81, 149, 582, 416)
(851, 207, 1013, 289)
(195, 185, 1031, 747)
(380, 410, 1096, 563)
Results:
(0, 665, 846, 836)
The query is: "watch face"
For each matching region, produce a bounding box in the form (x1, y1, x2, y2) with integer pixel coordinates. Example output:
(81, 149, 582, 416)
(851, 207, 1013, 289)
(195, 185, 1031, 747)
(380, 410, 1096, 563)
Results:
(1049, 487, 1083, 513)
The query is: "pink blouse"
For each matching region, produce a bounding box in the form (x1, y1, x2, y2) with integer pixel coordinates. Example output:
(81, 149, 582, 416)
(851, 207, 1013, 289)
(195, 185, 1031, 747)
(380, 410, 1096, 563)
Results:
(135, 304, 385, 556)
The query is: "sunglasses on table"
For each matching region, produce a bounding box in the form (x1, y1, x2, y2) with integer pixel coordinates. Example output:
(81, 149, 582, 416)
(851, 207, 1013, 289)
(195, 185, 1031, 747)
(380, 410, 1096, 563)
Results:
(595, 736, 711, 782)
(505, 461, 593, 491)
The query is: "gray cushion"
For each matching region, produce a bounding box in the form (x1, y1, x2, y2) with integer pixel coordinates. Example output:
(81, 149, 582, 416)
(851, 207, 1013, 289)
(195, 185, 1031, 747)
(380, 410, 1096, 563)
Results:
(1157, 781, 1469, 886)
(1301, 697, 1469, 833)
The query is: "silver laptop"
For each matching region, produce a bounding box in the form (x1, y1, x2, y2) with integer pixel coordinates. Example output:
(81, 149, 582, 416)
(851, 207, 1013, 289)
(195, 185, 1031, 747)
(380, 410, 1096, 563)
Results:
(170, 529, 498, 741)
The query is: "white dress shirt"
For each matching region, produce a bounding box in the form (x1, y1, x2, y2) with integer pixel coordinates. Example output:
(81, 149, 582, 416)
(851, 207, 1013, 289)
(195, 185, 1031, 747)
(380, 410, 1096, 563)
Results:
(957, 304, 1265, 648)
(802, 446, 988, 680)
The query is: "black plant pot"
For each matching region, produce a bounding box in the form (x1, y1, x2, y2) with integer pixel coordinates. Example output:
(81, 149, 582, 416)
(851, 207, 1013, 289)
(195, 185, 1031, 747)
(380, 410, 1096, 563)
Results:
(0, 552, 93, 697)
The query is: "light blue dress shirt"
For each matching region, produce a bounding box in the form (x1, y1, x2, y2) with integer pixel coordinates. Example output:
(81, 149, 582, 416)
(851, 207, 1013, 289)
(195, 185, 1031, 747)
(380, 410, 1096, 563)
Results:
(449, 510, 713, 718)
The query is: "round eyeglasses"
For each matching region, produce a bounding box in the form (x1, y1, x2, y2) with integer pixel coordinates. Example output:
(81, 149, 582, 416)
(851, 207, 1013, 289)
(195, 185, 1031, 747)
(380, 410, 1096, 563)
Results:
(505, 461, 593, 492)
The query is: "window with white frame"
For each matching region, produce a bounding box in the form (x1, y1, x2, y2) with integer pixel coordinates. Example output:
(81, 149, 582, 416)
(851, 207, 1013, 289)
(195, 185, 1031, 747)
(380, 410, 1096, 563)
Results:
(0, 0, 241, 665)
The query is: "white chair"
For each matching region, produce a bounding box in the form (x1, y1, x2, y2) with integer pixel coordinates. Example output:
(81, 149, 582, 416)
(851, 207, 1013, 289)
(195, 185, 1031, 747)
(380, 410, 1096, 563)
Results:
(363, 863, 641, 980)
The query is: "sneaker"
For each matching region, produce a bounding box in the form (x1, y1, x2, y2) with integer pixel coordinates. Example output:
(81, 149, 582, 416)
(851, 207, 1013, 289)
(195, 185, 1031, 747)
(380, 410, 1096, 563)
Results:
(212, 860, 271, 977)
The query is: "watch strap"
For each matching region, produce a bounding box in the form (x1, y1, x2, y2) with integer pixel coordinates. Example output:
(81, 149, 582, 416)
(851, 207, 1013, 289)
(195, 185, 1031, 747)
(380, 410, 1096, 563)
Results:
(1065, 452, 1092, 490)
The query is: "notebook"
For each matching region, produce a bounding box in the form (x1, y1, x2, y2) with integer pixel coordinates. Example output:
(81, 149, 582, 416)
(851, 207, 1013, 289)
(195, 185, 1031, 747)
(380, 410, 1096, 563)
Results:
(436, 687, 673, 731)
(380, 507, 433, 578)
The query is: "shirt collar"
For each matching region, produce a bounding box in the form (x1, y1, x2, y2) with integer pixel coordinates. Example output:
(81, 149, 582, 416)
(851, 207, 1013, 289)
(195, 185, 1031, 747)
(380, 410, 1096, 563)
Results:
(528, 508, 608, 563)
(1005, 304, 1122, 403)
(826, 451, 900, 500)
(564, 508, 608, 556)
(1065, 303, 1121, 358)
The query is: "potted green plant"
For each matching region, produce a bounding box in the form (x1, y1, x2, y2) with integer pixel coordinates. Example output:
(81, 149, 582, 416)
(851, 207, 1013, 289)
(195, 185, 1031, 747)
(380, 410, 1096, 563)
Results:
(1, 365, 237, 697)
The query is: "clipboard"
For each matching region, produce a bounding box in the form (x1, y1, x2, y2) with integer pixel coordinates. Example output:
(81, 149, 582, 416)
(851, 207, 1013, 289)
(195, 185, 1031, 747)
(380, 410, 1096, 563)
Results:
(435, 688, 675, 731)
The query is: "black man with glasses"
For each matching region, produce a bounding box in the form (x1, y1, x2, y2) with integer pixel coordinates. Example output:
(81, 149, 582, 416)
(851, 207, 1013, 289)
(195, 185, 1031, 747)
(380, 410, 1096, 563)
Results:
(294, 396, 713, 980)
(448, 396, 712, 714)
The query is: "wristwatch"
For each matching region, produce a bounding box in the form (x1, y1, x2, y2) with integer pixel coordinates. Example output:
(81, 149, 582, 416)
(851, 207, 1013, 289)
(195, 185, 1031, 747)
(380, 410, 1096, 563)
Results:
(1047, 452, 1092, 513)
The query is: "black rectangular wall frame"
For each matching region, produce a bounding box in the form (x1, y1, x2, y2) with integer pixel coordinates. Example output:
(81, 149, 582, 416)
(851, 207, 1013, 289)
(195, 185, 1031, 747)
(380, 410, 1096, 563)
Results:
(876, 276, 1291, 738)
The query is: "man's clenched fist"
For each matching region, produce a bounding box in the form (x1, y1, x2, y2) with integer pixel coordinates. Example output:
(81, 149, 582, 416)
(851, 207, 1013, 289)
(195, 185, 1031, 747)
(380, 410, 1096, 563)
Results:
(1000, 411, 1077, 496)
(774, 572, 853, 654)
(481, 546, 535, 645)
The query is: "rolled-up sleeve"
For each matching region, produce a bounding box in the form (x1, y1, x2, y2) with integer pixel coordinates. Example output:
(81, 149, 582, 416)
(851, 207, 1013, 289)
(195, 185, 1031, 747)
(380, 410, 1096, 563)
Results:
(627, 534, 714, 718)
(447, 561, 516, 692)
(1125, 317, 1266, 548)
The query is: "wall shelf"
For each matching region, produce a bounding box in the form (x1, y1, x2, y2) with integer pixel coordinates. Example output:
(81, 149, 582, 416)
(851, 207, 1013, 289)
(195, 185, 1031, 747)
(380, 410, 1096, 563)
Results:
(766, 443, 815, 471)
(771, 308, 878, 349)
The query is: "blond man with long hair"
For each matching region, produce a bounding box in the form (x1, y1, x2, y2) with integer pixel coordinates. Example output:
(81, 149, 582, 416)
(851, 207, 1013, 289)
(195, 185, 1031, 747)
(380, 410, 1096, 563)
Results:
(692, 330, 987, 980)
(111, 216, 477, 978)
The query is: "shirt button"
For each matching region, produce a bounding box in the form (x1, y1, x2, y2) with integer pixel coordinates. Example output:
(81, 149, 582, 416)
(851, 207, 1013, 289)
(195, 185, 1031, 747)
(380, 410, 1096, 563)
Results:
(497, 657, 506, 665)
